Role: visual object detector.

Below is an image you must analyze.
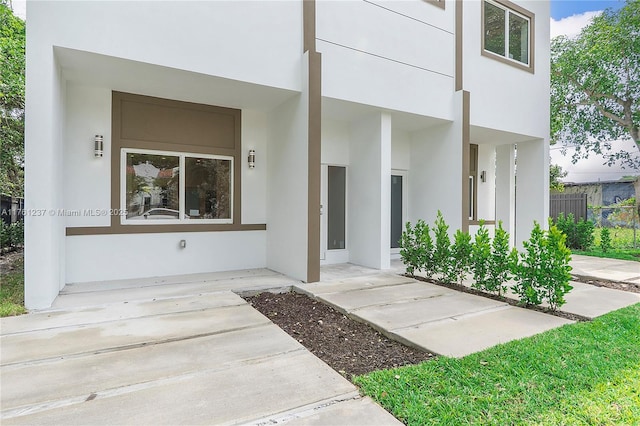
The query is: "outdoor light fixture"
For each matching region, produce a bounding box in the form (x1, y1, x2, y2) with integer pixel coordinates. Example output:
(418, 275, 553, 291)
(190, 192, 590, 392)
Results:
(248, 149, 255, 169)
(480, 171, 487, 183)
(94, 135, 104, 158)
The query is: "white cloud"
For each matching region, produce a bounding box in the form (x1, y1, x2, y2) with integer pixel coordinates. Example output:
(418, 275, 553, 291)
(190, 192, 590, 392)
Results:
(550, 10, 601, 39)
(551, 139, 640, 183)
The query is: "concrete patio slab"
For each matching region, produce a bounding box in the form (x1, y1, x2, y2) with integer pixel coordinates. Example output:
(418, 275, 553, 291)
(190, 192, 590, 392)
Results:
(560, 282, 640, 318)
(296, 274, 415, 296)
(3, 351, 358, 425)
(1, 324, 302, 411)
(313, 282, 454, 312)
(349, 292, 507, 332)
(1, 292, 245, 334)
(570, 254, 640, 284)
(395, 306, 574, 357)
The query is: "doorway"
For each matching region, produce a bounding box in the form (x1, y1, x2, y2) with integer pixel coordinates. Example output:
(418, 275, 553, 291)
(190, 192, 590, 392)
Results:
(320, 165, 349, 263)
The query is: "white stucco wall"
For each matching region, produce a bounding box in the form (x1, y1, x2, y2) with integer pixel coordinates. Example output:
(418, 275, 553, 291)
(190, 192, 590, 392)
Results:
(391, 129, 411, 171)
(317, 0, 454, 118)
(28, 0, 302, 92)
(463, 0, 550, 139)
(476, 144, 496, 222)
(321, 119, 350, 166)
(266, 54, 311, 281)
(65, 231, 266, 283)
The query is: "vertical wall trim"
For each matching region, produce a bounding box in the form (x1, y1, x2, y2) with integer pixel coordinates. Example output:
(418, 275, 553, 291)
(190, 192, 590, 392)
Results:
(461, 90, 470, 233)
(455, 0, 463, 91)
(305, 0, 321, 283)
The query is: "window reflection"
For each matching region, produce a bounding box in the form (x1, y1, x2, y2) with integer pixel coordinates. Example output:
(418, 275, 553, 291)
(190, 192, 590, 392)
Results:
(126, 153, 180, 220)
(185, 158, 231, 220)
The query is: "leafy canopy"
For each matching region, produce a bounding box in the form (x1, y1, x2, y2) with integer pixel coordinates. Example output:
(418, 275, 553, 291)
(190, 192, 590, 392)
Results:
(550, 0, 640, 168)
(0, 2, 25, 196)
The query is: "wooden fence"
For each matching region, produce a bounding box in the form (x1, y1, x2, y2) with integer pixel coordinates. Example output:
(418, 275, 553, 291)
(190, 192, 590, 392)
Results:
(550, 193, 587, 222)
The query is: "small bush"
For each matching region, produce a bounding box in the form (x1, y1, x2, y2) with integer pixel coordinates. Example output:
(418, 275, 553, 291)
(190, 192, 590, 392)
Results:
(512, 221, 573, 310)
(487, 221, 512, 297)
(449, 229, 472, 285)
(600, 227, 612, 253)
(0, 221, 23, 251)
(400, 220, 428, 277)
(554, 213, 594, 250)
(433, 211, 451, 281)
(470, 222, 491, 292)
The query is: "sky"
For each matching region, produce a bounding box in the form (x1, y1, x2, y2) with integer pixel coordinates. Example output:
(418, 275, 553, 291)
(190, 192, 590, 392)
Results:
(9, 0, 637, 182)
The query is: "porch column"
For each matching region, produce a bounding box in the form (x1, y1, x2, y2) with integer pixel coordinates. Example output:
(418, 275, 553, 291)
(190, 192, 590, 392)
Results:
(495, 144, 516, 246)
(348, 112, 392, 269)
(515, 139, 549, 247)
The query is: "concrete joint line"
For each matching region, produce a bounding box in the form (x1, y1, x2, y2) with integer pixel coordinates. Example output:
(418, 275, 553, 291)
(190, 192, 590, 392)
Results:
(0, 322, 272, 368)
(1, 347, 309, 420)
(241, 390, 362, 426)
(346, 293, 452, 313)
(388, 304, 512, 334)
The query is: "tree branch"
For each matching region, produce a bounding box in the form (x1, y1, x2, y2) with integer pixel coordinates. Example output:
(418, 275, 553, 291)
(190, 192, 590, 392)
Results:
(577, 100, 630, 128)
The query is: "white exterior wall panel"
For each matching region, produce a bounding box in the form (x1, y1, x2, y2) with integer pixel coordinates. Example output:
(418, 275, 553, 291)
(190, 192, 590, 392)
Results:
(317, 0, 455, 118)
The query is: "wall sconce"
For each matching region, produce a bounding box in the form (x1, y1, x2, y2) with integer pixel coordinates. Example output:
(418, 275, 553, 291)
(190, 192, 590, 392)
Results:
(480, 171, 486, 183)
(94, 135, 104, 158)
(248, 149, 255, 169)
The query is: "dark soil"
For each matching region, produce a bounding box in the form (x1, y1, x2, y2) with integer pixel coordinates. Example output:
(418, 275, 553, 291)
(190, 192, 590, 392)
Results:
(0, 248, 23, 275)
(572, 274, 640, 294)
(245, 292, 435, 378)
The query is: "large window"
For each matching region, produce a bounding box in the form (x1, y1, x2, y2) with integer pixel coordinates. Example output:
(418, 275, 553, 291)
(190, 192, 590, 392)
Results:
(482, 0, 533, 71)
(122, 149, 233, 224)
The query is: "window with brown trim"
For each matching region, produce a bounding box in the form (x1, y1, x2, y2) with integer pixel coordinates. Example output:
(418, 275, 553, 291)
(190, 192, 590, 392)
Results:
(481, 0, 534, 73)
(425, 0, 445, 10)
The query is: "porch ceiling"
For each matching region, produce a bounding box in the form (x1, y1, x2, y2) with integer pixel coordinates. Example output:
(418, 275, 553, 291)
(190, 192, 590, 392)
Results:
(322, 97, 449, 132)
(470, 125, 541, 145)
(54, 47, 299, 111)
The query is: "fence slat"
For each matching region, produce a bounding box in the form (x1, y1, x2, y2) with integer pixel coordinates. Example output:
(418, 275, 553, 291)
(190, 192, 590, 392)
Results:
(550, 193, 587, 222)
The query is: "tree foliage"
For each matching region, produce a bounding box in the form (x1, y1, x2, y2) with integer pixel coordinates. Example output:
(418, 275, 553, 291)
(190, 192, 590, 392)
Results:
(550, 0, 640, 169)
(0, 2, 25, 196)
(549, 162, 568, 192)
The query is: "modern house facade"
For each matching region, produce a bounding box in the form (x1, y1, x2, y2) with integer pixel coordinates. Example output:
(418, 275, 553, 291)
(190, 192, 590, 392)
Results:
(25, 0, 550, 309)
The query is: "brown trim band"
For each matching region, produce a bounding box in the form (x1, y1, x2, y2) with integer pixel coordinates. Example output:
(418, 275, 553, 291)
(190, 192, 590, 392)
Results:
(305, 0, 321, 283)
(455, 0, 463, 91)
(461, 90, 470, 233)
(66, 223, 266, 236)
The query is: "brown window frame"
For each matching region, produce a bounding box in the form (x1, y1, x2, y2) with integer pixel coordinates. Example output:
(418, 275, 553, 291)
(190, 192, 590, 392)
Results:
(66, 92, 266, 236)
(424, 0, 446, 10)
(481, 0, 535, 73)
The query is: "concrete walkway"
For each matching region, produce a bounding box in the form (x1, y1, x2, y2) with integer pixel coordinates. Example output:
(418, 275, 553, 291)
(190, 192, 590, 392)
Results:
(1, 269, 400, 425)
(570, 254, 640, 284)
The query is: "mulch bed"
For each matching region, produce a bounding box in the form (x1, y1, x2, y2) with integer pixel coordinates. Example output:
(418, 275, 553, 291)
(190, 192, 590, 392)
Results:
(245, 292, 435, 378)
(0, 248, 23, 275)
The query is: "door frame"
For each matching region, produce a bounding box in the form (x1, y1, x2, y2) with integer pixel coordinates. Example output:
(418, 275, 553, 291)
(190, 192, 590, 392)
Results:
(390, 169, 408, 258)
(320, 164, 350, 264)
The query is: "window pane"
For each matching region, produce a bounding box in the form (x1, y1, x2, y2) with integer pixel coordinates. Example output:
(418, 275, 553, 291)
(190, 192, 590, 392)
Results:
(185, 157, 231, 220)
(126, 153, 180, 220)
(328, 166, 346, 250)
(484, 2, 505, 56)
(509, 12, 529, 64)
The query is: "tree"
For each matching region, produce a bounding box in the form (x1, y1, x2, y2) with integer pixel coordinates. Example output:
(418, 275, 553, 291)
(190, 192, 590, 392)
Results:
(550, 0, 640, 169)
(549, 162, 568, 192)
(0, 2, 25, 196)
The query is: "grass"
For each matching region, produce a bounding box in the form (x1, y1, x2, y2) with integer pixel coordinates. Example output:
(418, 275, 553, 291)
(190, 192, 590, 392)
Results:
(0, 254, 27, 317)
(573, 248, 640, 262)
(355, 303, 640, 425)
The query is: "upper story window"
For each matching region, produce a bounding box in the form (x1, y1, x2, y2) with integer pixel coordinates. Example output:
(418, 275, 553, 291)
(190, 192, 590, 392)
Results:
(482, 0, 534, 73)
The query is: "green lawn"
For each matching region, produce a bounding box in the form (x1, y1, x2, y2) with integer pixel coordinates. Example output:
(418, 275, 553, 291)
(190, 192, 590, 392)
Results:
(573, 248, 640, 262)
(0, 254, 27, 317)
(355, 304, 640, 425)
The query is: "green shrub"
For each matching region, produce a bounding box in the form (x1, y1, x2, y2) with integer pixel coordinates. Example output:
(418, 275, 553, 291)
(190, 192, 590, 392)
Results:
(400, 220, 428, 277)
(470, 222, 491, 292)
(512, 221, 573, 310)
(486, 221, 512, 297)
(600, 227, 612, 253)
(0, 221, 10, 250)
(554, 213, 594, 250)
(448, 229, 472, 285)
(433, 211, 452, 281)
